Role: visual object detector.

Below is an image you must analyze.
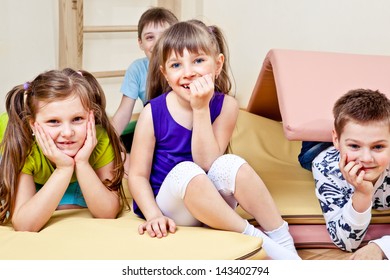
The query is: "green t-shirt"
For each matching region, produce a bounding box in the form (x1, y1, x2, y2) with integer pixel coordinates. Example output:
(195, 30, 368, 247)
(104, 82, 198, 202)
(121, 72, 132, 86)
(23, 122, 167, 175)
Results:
(0, 112, 8, 143)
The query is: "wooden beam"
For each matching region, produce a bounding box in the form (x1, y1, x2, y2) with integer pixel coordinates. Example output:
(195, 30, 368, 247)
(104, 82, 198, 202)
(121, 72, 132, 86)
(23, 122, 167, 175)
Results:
(83, 25, 137, 33)
(59, 0, 83, 69)
(91, 70, 126, 79)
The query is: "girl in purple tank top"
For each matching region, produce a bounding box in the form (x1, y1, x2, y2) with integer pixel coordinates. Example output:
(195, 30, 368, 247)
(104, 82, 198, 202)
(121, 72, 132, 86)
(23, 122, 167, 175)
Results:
(127, 20, 300, 260)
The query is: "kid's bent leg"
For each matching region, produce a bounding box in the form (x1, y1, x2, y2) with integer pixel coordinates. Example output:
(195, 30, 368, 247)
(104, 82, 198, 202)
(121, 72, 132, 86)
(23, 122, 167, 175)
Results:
(157, 161, 245, 231)
(208, 154, 283, 230)
(209, 154, 299, 259)
(183, 173, 248, 233)
(156, 161, 204, 226)
(235, 163, 285, 230)
(157, 160, 245, 232)
(156, 161, 245, 231)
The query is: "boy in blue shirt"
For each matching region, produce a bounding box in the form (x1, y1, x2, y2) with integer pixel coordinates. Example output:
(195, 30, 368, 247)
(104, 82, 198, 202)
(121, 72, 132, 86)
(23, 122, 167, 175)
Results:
(112, 7, 178, 152)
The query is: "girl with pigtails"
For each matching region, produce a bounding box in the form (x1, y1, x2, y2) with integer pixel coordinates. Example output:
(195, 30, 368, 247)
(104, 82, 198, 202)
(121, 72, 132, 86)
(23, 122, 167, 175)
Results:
(128, 20, 300, 260)
(0, 68, 129, 232)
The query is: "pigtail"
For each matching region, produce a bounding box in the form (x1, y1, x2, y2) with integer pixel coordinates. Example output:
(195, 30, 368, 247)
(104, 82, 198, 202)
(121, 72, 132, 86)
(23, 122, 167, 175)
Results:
(207, 25, 233, 95)
(0, 85, 34, 224)
(75, 69, 130, 210)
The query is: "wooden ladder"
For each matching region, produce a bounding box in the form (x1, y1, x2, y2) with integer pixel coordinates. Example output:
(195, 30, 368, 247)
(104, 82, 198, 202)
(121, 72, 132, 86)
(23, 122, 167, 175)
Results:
(58, 0, 181, 78)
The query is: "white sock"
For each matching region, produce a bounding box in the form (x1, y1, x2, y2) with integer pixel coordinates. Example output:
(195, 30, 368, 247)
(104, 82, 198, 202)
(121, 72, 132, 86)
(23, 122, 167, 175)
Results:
(265, 221, 297, 254)
(242, 220, 301, 260)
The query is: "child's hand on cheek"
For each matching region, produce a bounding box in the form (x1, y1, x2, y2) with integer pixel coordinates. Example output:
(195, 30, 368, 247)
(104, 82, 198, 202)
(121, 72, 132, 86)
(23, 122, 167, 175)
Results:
(189, 74, 214, 110)
(74, 110, 97, 165)
(34, 122, 74, 169)
(339, 153, 373, 195)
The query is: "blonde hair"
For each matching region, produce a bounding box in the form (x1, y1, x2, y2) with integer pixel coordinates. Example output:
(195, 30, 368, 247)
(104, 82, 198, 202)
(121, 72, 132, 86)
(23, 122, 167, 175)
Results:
(147, 20, 233, 100)
(0, 68, 129, 224)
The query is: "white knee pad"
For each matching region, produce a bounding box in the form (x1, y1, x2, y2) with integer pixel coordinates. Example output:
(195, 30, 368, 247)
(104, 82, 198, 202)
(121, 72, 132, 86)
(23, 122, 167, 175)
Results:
(160, 161, 206, 199)
(156, 161, 205, 226)
(208, 154, 246, 196)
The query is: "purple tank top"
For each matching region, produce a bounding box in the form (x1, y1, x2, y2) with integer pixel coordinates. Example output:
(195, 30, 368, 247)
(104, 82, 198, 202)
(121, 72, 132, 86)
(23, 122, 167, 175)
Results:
(133, 91, 225, 217)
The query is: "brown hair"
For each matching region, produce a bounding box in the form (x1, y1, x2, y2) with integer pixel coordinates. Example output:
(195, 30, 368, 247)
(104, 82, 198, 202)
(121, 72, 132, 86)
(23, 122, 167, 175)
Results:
(0, 68, 129, 224)
(147, 20, 233, 100)
(137, 7, 178, 39)
(333, 88, 390, 136)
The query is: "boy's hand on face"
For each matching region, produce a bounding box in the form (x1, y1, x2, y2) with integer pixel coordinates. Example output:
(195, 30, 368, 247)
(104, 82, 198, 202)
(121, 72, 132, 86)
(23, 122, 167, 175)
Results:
(339, 153, 374, 196)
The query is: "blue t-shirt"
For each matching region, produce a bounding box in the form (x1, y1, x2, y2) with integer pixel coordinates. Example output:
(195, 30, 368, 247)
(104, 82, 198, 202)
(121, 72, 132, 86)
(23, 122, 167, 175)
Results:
(120, 57, 149, 104)
(133, 91, 225, 217)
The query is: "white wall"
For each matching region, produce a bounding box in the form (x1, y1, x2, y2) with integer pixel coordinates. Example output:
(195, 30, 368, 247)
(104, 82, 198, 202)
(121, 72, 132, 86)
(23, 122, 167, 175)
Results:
(2, 0, 390, 115)
(200, 0, 390, 107)
(1, 0, 58, 113)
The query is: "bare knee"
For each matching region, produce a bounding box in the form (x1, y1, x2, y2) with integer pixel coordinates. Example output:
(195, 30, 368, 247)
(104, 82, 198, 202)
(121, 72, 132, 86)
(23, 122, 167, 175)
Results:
(185, 174, 213, 197)
(235, 163, 267, 193)
(236, 163, 259, 182)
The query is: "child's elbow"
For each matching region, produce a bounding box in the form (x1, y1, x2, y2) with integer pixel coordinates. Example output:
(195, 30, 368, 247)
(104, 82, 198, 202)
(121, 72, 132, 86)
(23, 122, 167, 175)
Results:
(12, 220, 41, 233)
(92, 212, 118, 219)
(90, 203, 121, 219)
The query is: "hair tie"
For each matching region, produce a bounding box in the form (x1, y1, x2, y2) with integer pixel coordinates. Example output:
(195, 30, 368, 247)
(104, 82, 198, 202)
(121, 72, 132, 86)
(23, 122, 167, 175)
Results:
(77, 71, 83, 76)
(23, 82, 30, 90)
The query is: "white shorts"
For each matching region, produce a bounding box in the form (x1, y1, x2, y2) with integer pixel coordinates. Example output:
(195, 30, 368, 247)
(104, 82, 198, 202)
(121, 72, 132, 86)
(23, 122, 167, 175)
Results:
(156, 154, 246, 226)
